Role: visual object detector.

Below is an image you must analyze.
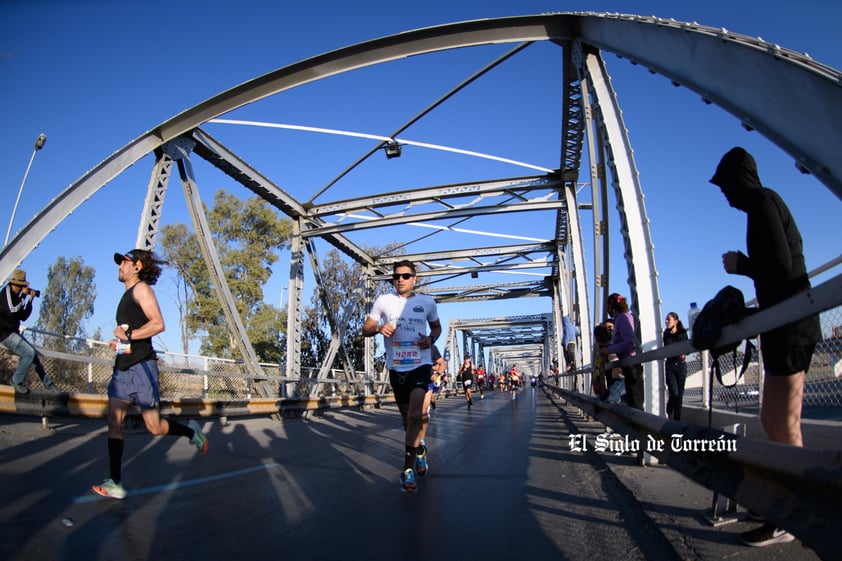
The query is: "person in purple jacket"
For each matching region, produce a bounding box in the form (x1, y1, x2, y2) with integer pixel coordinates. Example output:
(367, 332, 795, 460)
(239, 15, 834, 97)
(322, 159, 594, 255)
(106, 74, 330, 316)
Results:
(602, 293, 643, 410)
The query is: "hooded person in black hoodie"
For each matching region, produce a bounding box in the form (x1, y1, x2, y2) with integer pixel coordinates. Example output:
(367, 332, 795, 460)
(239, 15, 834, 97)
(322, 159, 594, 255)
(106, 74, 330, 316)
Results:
(711, 146, 821, 547)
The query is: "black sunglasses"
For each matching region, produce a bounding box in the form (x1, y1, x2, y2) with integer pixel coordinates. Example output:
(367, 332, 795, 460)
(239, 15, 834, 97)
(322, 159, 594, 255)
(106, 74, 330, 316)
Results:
(392, 273, 415, 280)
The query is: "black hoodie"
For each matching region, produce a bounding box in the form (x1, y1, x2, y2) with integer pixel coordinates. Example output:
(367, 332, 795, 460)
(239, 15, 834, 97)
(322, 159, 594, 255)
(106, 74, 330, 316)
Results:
(710, 147, 820, 346)
(0, 283, 32, 341)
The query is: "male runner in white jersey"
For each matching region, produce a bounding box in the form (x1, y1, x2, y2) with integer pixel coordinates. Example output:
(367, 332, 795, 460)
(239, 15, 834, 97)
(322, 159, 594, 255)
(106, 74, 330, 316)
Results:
(363, 260, 441, 492)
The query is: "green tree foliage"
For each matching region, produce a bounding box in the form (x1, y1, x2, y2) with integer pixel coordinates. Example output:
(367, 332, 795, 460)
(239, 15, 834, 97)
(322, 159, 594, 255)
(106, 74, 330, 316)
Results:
(300, 244, 401, 371)
(248, 302, 285, 364)
(159, 190, 291, 361)
(159, 223, 204, 356)
(36, 256, 97, 352)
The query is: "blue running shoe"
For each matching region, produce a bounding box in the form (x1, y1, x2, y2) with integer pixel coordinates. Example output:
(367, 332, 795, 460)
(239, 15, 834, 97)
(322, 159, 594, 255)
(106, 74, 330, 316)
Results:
(415, 445, 429, 477)
(400, 468, 417, 492)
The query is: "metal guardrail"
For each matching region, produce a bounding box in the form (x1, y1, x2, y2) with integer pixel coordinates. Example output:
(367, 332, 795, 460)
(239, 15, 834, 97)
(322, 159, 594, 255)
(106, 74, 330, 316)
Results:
(626, 273, 842, 370)
(543, 384, 841, 561)
(1, 338, 392, 401)
(561, 273, 842, 416)
(0, 385, 394, 420)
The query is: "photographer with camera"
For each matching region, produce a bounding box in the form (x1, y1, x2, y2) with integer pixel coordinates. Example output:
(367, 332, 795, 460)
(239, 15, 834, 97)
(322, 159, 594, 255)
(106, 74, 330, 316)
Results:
(0, 269, 58, 394)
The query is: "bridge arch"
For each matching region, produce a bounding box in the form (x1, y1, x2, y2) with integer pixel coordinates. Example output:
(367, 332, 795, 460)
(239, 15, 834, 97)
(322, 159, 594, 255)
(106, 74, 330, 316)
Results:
(2, 13, 839, 410)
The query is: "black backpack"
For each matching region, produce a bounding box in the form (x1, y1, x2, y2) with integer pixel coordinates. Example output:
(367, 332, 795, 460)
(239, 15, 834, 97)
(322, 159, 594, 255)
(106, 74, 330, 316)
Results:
(691, 285, 756, 387)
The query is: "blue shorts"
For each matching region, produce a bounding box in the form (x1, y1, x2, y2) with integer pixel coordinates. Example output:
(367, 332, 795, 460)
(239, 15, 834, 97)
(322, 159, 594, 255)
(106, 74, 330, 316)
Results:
(108, 360, 160, 409)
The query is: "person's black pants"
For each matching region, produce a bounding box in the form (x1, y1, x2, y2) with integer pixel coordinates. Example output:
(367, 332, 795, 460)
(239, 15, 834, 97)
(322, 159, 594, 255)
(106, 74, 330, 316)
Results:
(665, 361, 687, 420)
(622, 364, 644, 410)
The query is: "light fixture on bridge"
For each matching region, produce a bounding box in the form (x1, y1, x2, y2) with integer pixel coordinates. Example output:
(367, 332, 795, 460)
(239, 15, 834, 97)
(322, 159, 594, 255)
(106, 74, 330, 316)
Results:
(471, 271, 479, 279)
(383, 140, 402, 159)
(5, 133, 47, 247)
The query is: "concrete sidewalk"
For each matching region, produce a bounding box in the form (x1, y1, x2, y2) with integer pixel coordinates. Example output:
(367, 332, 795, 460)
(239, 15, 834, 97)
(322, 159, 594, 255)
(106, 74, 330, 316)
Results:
(608, 461, 821, 561)
(559, 401, 829, 561)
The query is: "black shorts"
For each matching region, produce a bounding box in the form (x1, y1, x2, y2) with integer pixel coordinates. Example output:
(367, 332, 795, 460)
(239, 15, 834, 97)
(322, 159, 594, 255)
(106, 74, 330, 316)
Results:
(389, 364, 433, 405)
(761, 343, 816, 376)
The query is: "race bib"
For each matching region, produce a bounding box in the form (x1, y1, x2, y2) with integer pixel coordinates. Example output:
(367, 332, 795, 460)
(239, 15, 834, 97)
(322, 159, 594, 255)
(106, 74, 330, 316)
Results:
(392, 340, 422, 366)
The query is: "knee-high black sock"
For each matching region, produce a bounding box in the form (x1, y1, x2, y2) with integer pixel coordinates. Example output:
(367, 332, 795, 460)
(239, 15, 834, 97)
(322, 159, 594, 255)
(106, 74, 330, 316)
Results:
(108, 438, 123, 483)
(404, 446, 415, 470)
(166, 418, 192, 438)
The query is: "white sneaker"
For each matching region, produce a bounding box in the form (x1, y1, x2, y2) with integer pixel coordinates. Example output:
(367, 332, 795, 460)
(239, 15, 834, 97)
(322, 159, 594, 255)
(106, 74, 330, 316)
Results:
(741, 523, 795, 547)
(92, 478, 126, 500)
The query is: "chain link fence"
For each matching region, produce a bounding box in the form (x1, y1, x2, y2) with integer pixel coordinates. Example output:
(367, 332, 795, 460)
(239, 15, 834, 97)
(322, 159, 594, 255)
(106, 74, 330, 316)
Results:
(553, 258, 842, 421)
(684, 301, 842, 417)
(4, 258, 839, 412)
(557, 308, 841, 422)
(0, 332, 387, 401)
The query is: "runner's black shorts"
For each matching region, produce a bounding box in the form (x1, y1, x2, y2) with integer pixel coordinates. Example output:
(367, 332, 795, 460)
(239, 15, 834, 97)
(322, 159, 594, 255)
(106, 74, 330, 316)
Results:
(389, 364, 433, 405)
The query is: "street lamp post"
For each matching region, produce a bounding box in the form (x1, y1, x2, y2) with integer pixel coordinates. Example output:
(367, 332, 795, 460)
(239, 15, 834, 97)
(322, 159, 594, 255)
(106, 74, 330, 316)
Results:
(5, 133, 47, 247)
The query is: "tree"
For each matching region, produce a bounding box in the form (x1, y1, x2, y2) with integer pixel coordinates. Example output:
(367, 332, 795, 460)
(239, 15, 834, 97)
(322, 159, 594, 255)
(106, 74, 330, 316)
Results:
(36, 256, 97, 352)
(300, 244, 402, 371)
(248, 302, 285, 364)
(159, 223, 204, 356)
(159, 190, 292, 361)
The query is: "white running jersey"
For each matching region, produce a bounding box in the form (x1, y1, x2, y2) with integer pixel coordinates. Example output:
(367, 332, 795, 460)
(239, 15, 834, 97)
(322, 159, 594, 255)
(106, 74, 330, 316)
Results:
(368, 292, 439, 372)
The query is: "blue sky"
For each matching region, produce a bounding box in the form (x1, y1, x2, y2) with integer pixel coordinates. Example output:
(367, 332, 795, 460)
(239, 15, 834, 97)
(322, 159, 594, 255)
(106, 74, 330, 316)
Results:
(2, 0, 840, 357)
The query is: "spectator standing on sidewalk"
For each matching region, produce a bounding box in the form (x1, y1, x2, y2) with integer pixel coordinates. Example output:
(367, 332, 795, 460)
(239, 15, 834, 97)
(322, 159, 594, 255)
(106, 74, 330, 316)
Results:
(662, 312, 688, 421)
(602, 293, 643, 410)
(711, 147, 820, 547)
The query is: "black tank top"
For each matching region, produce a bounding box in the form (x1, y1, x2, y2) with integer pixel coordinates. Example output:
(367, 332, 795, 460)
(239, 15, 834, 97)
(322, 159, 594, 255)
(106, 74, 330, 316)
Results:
(115, 283, 156, 370)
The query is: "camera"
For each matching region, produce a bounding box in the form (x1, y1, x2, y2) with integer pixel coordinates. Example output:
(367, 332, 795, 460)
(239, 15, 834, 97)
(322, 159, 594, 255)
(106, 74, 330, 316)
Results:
(24, 287, 41, 297)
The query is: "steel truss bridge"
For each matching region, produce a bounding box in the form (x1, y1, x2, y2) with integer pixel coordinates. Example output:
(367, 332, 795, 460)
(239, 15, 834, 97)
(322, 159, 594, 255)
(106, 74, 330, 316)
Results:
(1, 13, 841, 411)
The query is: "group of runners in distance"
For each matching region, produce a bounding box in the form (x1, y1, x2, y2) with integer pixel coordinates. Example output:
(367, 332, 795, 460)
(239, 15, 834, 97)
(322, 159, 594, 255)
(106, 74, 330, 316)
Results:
(457, 356, 525, 406)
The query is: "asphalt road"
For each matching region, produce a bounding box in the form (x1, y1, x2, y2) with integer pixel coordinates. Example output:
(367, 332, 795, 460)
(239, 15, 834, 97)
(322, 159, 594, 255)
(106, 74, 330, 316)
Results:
(0, 385, 826, 561)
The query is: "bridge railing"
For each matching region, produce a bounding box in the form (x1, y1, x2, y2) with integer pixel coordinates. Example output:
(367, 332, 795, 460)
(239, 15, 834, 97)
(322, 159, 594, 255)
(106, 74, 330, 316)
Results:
(0, 331, 388, 401)
(560, 258, 842, 416)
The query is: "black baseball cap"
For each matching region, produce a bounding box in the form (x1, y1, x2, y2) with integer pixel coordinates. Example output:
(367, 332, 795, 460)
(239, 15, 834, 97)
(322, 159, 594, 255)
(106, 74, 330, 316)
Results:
(113, 249, 143, 265)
